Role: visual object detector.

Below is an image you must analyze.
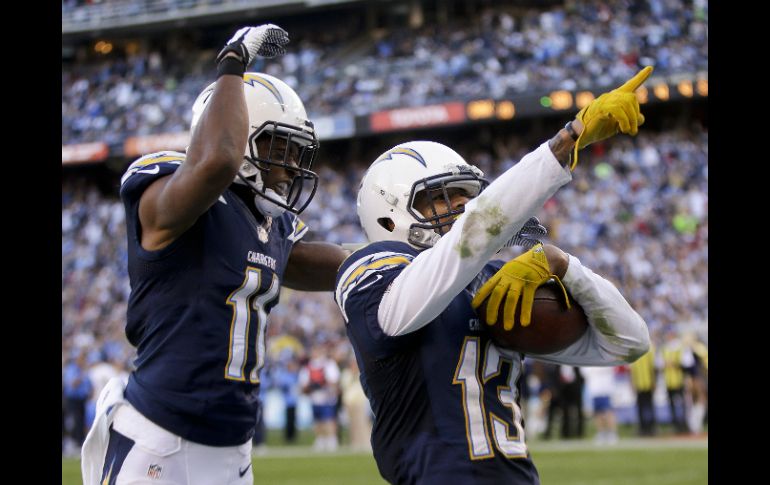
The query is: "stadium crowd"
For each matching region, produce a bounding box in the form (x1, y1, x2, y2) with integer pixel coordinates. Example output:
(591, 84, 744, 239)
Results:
(63, 0, 707, 143)
(62, 123, 708, 452)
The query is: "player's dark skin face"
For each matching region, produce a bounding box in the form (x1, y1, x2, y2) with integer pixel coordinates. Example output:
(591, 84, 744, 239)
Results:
(255, 136, 301, 197)
(413, 187, 472, 231)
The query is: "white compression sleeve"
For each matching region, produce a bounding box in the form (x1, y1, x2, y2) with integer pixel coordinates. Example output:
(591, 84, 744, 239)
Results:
(378, 142, 572, 336)
(529, 254, 650, 366)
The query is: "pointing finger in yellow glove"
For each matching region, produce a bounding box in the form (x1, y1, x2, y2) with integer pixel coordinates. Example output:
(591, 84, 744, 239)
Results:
(570, 66, 653, 170)
(471, 244, 570, 330)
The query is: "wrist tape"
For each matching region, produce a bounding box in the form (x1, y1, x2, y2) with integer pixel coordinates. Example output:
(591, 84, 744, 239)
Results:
(217, 56, 246, 78)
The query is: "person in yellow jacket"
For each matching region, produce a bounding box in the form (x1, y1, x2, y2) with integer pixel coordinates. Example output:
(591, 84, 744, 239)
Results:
(629, 344, 657, 436)
(660, 328, 689, 434)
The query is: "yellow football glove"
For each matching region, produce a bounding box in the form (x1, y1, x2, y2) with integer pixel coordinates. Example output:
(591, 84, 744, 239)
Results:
(471, 244, 570, 330)
(571, 66, 654, 170)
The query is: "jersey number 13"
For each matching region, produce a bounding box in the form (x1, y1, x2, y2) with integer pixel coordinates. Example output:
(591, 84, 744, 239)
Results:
(453, 337, 528, 459)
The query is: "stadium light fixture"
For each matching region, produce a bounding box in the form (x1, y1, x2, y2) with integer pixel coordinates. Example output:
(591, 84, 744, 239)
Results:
(496, 101, 515, 120)
(94, 41, 113, 54)
(576, 91, 595, 109)
(467, 100, 495, 120)
(677, 80, 694, 98)
(653, 83, 669, 101)
(549, 90, 573, 110)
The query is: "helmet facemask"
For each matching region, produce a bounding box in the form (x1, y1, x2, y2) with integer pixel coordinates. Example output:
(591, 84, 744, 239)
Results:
(405, 169, 489, 248)
(236, 120, 320, 217)
(190, 73, 322, 218)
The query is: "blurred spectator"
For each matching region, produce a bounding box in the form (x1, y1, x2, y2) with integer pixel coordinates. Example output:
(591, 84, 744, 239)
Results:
(538, 362, 559, 441)
(521, 361, 547, 437)
(682, 332, 708, 434)
(252, 367, 271, 455)
(62, 348, 92, 455)
(559, 365, 585, 439)
(273, 355, 301, 444)
(629, 345, 658, 436)
(84, 350, 123, 430)
(299, 344, 340, 452)
(583, 366, 619, 445)
(660, 327, 690, 434)
(541, 364, 584, 440)
(339, 354, 372, 451)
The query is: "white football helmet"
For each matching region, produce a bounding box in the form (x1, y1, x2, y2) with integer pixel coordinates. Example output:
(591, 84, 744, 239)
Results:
(357, 141, 489, 249)
(190, 72, 319, 217)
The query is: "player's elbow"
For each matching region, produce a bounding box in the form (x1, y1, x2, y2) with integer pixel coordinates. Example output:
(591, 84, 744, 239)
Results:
(625, 340, 650, 364)
(623, 316, 651, 363)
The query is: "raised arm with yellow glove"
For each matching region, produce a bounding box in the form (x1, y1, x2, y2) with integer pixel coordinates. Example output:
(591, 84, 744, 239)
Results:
(469, 68, 652, 332)
(568, 66, 653, 169)
(471, 244, 570, 330)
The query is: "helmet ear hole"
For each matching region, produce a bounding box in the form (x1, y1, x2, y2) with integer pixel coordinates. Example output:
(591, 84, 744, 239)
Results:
(377, 218, 395, 232)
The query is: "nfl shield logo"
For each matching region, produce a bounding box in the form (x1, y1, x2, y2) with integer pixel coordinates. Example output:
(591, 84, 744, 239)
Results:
(257, 225, 269, 243)
(257, 216, 273, 243)
(147, 464, 163, 479)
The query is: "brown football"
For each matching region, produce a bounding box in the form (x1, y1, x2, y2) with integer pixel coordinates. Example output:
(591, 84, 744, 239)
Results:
(476, 280, 589, 354)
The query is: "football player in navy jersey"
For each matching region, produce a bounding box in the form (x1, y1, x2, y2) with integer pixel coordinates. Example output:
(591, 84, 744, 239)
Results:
(334, 68, 654, 484)
(81, 25, 348, 485)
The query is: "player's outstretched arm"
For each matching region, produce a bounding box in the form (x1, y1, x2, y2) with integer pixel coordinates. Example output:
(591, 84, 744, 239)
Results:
(374, 68, 653, 338)
(137, 25, 289, 250)
(463, 67, 654, 331)
(283, 241, 350, 291)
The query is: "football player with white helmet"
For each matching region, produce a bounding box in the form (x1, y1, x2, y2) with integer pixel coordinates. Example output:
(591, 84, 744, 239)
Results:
(335, 69, 654, 484)
(82, 25, 348, 485)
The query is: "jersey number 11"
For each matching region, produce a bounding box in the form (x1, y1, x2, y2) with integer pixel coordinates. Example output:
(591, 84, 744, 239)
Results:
(225, 267, 279, 383)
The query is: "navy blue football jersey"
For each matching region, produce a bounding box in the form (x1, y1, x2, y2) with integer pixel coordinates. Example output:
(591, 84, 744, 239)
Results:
(119, 151, 307, 446)
(335, 241, 539, 485)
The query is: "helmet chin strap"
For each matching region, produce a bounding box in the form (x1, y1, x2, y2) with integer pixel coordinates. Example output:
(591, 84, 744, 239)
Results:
(254, 189, 287, 218)
(252, 172, 288, 218)
(234, 166, 288, 218)
(407, 225, 441, 249)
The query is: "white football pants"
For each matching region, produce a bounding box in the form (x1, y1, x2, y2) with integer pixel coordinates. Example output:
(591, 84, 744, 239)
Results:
(83, 388, 253, 485)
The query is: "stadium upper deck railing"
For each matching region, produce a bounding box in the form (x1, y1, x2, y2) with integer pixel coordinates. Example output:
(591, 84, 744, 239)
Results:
(62, 0, 349, 35)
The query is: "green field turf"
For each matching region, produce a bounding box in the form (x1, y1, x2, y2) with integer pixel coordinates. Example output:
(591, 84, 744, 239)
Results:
(63, 437, 706, 485)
